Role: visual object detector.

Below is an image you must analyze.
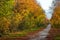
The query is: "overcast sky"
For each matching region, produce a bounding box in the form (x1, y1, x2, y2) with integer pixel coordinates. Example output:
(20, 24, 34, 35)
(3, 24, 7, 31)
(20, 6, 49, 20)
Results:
(36, 0, 54, 19)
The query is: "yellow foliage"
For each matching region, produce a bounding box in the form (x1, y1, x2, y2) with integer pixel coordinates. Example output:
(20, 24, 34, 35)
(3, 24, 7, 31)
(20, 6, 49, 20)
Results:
(51, 6, 60, 26)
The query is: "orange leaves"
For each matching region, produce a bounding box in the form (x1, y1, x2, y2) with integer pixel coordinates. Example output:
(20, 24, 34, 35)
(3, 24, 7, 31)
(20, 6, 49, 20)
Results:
(0, 0, 46, 35)
(0, 17, 11, 34)
(51, 4, 60, 26)
(14, 0, 42, 14)
(13, 0, 46, 27)
(0, 17, 10, 27)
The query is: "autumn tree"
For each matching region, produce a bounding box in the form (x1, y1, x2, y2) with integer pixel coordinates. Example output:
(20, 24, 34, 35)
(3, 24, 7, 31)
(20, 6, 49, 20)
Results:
(0, 0, 47, 36)
(0, 0, 14, 36)
(11, 0, 46, 32)
(51, 0, 60, 28)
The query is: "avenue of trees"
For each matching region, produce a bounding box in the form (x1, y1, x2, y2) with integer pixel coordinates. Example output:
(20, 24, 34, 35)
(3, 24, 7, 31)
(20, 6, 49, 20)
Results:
(0, 0, 47, 37)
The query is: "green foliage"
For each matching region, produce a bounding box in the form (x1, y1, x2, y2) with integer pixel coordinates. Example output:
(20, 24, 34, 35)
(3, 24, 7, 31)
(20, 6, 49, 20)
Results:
(0, 0, 13, 17)
(17, 11, 46, 31)
(0, 0, 14, 36)
(0, 0, 47, 37)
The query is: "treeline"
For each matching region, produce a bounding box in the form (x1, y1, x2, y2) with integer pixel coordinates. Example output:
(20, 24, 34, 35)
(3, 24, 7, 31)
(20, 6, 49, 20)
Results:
(0, 0, 47, 37)
(51, 6, 60, 28)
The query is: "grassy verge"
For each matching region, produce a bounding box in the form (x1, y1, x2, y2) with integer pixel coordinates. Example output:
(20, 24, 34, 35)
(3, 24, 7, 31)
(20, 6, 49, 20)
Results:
(6, 26, 45, 37)
(53, 34, 60, 40)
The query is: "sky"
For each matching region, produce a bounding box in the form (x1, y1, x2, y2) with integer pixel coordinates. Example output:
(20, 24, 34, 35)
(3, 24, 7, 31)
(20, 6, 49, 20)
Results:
(36, 0, 54, 19)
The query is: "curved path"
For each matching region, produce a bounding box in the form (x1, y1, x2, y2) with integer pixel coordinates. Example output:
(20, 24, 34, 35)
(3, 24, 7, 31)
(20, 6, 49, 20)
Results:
(29, 24, 51, 40)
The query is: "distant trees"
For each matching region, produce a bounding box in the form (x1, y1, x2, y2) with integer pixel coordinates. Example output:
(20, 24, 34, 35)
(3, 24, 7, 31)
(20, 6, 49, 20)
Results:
(51, 1, 60, 28)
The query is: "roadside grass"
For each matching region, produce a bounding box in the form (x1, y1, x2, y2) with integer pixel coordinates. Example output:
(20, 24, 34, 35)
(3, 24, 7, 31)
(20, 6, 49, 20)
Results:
(51, 27, 60, 40)
(6, 26, 46, 37)
(52, 24, 60, 28)
(53, 34, 60, 40)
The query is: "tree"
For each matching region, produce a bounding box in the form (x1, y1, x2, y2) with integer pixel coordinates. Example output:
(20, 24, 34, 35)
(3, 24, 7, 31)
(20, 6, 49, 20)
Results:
(0, 0, 14, 36)
(12, 0, 46, 31)
(51, 0, 60, 28)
